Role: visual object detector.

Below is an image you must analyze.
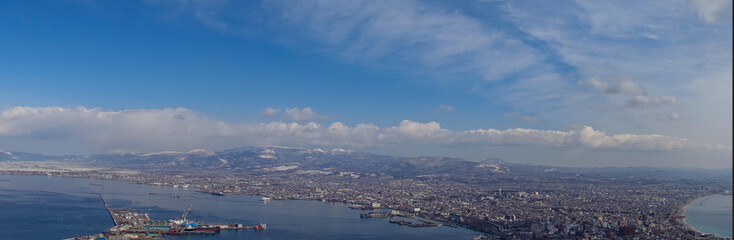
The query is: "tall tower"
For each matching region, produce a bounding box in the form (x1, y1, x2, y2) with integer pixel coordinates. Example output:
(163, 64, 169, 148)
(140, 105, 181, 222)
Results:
(499, 187, 502, 198)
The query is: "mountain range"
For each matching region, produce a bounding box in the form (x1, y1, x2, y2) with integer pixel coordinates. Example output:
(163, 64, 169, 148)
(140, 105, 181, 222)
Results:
(1, 147, 730, 183)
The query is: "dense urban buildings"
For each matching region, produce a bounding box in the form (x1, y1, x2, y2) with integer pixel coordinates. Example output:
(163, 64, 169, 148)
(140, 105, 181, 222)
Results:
(2, 150, 729, 240)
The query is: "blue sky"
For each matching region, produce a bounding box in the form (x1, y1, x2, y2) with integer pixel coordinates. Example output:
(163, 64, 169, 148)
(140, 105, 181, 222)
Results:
(0, 0, 731, 168)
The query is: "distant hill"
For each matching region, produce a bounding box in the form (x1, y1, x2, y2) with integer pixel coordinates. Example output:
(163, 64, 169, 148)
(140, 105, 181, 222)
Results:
(0, 150, 64, 162)
(1, 147, 730, 182)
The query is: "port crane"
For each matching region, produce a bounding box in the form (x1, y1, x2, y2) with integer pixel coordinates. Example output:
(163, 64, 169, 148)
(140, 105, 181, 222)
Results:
(169, 203, 195, 227)
(181, 203, 193, 220)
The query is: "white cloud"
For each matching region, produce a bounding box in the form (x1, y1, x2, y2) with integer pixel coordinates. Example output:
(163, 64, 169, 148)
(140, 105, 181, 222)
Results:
(0, 107, 727, 155)
(503, 111, 539, 122)
(50, 1, 732, 166)
(435, 104, 454, 113)
(654, 112, 680, 122)
(625, 95, 678, 109)
(503, 111, 521, 118)
(0, 106, 220, 153)
(578, 77, 608, 91)
(638, 112, 681, 122)
(284, 107, 328, 122)
(501, 0, 730, 131)
(578, 77, 679, 110)
(260, 107, 281, 116)
(137, 1, 730, 152)
(522, 116, 540, 122)
(578, 77, 646, 95)
(688, 0, 733, 24)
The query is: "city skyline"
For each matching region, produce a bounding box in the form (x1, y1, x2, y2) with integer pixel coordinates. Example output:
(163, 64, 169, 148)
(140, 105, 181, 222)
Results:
(0, 0, 731, 168)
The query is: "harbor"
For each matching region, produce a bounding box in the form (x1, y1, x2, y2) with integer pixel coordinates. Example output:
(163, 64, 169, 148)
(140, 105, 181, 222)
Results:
(389, 219, 441, 228)
(1, 174, 481, 240)
(66, 188, 266, 240)
(361, 210, 444, 228)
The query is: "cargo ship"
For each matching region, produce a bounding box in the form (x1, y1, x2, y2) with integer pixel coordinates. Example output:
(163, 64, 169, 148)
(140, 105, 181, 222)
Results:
(254, 223, 267, 230)
(388, 219, 440, 227)
(186, 226, 221, 232)
(360, 212, 393, 218)
(196, 189, 234, 196)
(167, 227, 220, 235)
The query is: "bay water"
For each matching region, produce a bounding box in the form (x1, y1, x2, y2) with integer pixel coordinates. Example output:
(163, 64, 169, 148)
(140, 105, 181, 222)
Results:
(0, 174, 480, 240)
(684, 194, 733, 238)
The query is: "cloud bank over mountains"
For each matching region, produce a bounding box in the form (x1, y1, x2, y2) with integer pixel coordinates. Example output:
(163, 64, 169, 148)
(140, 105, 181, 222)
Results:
(1, 0, 730, 167)
(0, 106, 728, 157)
(253, 0, 730, 148)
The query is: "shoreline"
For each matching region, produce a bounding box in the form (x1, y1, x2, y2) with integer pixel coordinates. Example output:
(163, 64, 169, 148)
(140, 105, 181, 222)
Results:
(0, 173, 485, 236)
(679, 194, 732, 239)
(2, 171, 729, 239)
(676, 195, 698, 223)
(677, 196, 700, 234)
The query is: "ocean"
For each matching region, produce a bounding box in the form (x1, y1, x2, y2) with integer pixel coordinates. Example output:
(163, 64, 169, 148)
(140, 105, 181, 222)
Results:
(684, 194, 733, 238)
(0, 174, 480, 240)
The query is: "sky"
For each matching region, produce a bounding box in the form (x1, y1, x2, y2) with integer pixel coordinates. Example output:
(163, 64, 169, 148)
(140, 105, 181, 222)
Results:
(0, 0, 731, 168)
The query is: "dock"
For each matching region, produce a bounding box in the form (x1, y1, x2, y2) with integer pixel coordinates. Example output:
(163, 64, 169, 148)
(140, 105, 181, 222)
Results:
(388, 219, 440, 227)
(360, 211, 393, 218)
(67, 191, 265, 240)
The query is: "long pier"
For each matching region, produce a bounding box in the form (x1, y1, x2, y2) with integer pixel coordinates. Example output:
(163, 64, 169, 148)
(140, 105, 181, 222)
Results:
(40, 190, 70, 196)
(92, 188, 115, 227)
(68, 188, 264, 240)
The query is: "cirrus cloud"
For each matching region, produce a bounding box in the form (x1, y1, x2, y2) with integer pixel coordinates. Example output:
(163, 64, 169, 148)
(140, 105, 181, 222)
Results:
(129, 0, 731, 153)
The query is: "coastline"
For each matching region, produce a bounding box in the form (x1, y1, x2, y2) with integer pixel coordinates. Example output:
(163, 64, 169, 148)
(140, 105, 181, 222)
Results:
(678, 197, 694, 218)
(1, 171, 729, 239)
(1, 173, 481, 240)
(677, 195, 701, 234)
(0, 173, 484, 236)
(679, 194, 733, 239)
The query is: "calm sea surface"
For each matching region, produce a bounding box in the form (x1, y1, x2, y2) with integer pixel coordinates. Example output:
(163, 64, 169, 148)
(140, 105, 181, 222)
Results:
(0, 174, 480, 240)
(684, 194, 733, 238)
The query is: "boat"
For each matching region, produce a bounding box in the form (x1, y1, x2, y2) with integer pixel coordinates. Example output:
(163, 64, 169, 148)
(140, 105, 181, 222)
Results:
(196, 189, 230, 196)
(360, 212, 392, 218)
(185, 226, 221, 232)
(254, 223, 267, 230)
(168, 228, 218, 235)
(388, 219, 439, 227)
(348, 204, 369, 210)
